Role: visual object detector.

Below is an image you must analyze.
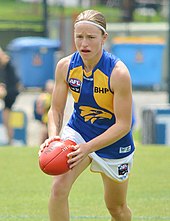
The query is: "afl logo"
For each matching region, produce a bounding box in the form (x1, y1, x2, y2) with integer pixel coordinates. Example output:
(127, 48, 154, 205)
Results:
(69, 78, 82, 93)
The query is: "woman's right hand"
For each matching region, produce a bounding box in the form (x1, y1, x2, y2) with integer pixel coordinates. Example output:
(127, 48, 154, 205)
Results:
(38, 136, 61, 157)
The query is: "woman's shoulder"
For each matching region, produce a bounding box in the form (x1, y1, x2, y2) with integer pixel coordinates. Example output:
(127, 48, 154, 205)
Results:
(57, 51, 81, 72)
(55, 53, 78, 81)
(111, 59, 131, 90)
(57, 54, 73, 69)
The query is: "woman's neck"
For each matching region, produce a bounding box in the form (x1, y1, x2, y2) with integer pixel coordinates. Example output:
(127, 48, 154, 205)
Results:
(83, 50, 103, 72)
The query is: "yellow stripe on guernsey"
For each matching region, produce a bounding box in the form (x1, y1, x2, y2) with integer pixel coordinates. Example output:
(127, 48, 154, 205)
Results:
(94, 69, 114, 113)
(68, 66, 83, 103)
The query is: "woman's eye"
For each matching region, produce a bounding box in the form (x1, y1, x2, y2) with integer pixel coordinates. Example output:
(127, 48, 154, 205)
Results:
(76, 35, 83, 39)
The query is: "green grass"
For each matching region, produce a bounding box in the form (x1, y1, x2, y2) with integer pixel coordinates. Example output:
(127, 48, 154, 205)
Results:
(0, 1, 122, 25)
(0, 1, 43, 30)
(0, 143, 170, 221)
(0, 1, 166, 25)
(0, 1, 43, 20)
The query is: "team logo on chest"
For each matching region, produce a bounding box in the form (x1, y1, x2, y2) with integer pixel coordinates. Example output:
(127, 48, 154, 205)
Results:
(68, 78, 82, 93)
(80, 106, 112, 123)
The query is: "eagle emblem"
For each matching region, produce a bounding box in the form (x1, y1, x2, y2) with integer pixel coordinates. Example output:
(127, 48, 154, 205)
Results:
(79, 106, 112, 123)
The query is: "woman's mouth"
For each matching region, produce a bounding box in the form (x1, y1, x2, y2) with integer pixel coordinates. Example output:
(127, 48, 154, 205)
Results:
(81, 49, 91, 53)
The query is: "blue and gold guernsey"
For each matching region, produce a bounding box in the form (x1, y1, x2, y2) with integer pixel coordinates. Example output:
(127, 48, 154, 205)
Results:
(67, 50, 135, 159)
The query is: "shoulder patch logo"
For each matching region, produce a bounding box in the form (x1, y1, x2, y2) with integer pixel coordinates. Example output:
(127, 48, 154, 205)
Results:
(69, 78, 82, 93)
(79, 106, 112, 123)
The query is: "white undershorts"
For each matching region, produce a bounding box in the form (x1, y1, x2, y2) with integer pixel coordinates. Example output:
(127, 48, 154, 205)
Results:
(61, 125, 134, 182)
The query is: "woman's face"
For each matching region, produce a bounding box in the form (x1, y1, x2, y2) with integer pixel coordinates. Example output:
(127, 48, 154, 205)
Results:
(74, 23, 107, 62)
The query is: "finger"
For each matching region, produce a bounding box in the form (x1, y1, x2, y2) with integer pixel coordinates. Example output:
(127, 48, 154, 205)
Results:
(53, 136, 61, 141)
(40, 142, 46, 151)
(71, 144, 79, 150)
(44, 139, 50, 147)
(69, 158, 82, 169)
(67, 153, 81, 165)
(43, 136, 59, 146)
(38, 142, 47, 156)
(67, 148, 78, 159)
(39, 136, 62, 156)
(38, 149, 44, 157)
(47, 136, 61, 144)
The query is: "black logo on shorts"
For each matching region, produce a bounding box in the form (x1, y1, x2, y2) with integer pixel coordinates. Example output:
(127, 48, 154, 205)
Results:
(118, 163, 128, 176)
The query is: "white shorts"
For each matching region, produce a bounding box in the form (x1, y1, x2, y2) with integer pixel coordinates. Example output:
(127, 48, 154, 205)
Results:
(61, 125, 134, 182)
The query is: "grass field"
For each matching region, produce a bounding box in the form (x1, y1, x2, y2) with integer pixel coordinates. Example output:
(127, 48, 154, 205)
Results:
(0, 143, 170, 221)
(0, 0, 166, 25)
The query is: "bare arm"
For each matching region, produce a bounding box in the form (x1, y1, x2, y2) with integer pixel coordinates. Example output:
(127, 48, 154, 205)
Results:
(47, 56, 71, 137)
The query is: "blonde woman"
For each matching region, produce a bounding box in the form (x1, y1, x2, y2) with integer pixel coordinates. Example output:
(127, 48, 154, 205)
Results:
(40, 9, 135, 221)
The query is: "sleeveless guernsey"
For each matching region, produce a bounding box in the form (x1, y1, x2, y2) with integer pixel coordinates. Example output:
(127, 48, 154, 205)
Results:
(66, 50, 135, 159)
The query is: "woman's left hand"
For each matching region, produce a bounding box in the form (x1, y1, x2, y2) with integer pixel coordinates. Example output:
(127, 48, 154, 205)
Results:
(67, 143, 89, 169)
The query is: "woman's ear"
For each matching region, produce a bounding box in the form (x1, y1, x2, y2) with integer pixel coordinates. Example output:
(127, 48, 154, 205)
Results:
(102, 32, 108, 45)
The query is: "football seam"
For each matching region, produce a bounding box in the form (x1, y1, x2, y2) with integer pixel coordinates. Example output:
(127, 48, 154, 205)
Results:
(41, 147, 69, 171)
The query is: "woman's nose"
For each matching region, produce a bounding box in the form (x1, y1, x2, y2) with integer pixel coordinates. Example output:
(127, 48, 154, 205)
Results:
(81, 38, 88, 47)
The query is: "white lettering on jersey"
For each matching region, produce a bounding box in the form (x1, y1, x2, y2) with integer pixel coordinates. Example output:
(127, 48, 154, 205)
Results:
(119, 145, 131, 153)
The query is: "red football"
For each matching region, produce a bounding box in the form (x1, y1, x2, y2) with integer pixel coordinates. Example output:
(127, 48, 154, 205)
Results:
(39, 139, 76, 175)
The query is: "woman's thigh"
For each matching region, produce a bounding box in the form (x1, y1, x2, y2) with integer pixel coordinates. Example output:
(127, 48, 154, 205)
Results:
(101, 173, 129, 207)
(51, 156, 91, 196)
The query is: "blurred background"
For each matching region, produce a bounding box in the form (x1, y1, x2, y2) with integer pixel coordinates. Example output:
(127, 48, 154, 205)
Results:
(0, 0, 170, 147)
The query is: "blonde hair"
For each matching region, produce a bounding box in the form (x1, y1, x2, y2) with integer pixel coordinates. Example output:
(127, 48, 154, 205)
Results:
(74, 10, 106, 34)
